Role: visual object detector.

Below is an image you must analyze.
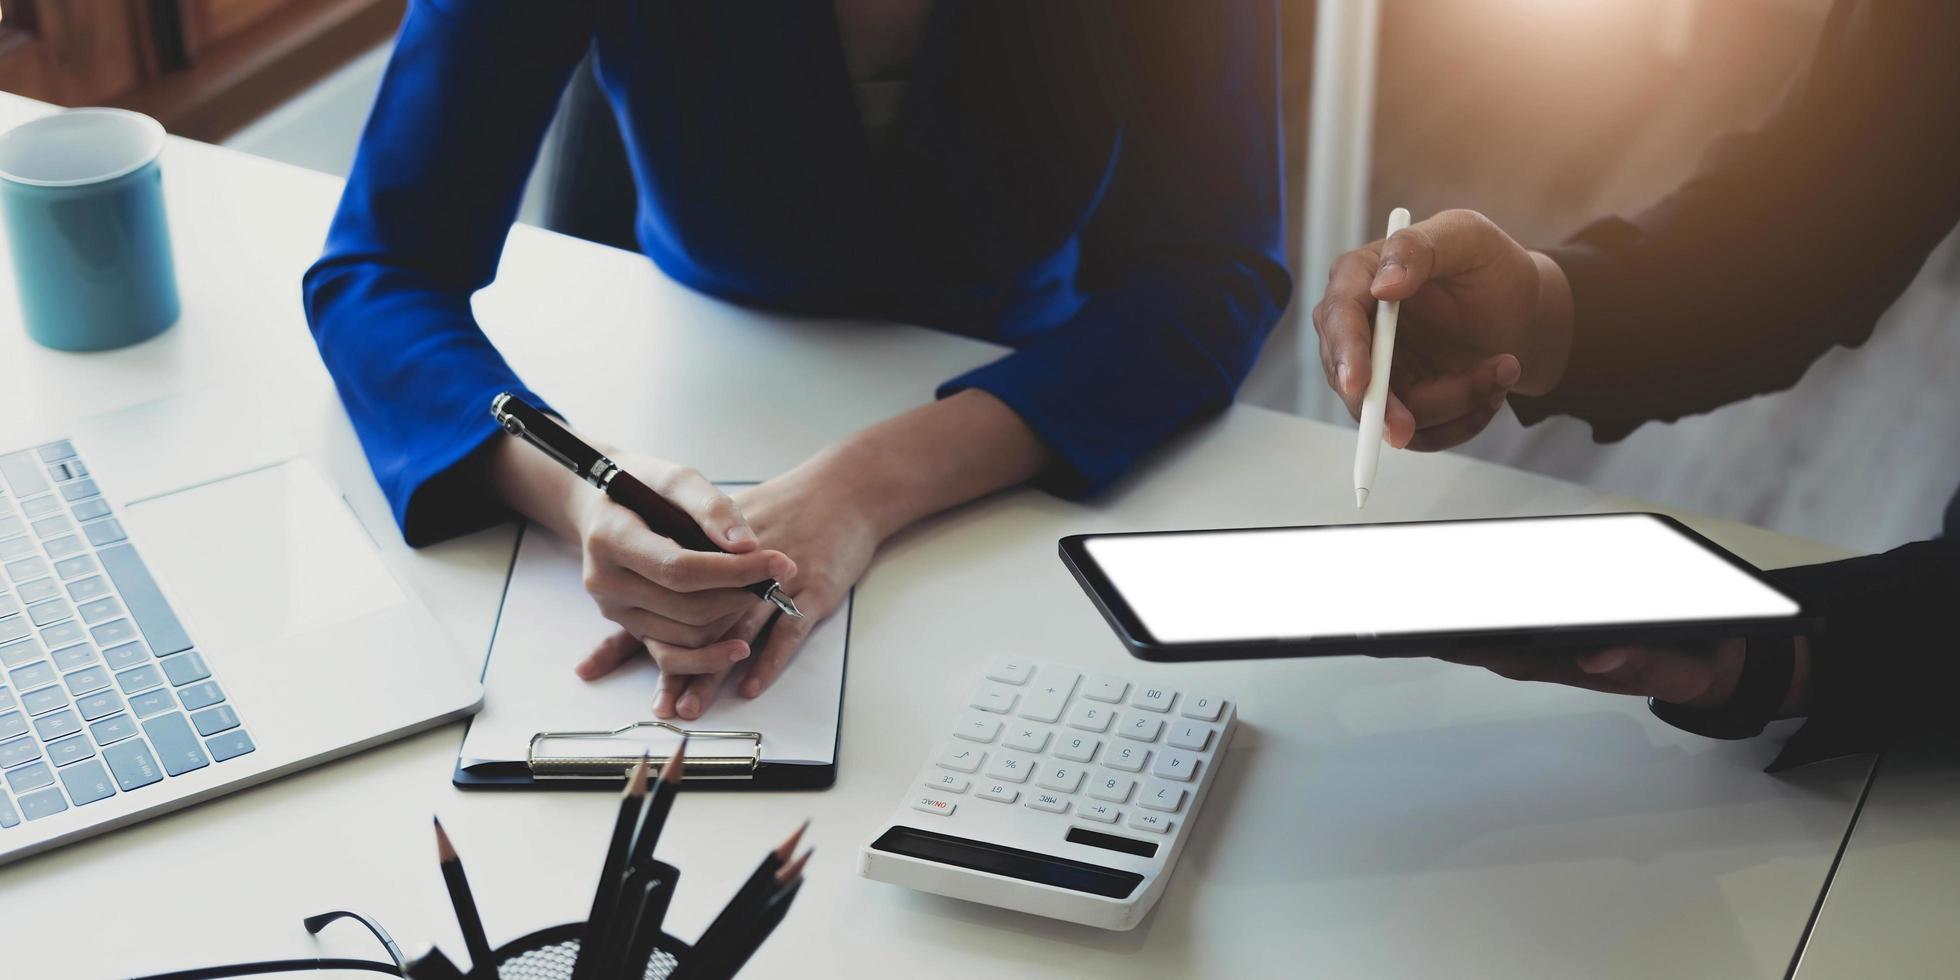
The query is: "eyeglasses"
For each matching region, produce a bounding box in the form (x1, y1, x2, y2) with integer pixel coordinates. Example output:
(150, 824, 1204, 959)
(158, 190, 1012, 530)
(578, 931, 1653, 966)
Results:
(131, 909, 409, 980)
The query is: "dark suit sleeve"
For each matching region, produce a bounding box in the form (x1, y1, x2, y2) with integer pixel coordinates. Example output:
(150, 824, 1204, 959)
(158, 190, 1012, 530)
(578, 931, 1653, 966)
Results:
(1763, 538, 1960, 770)
(1509, 0, 1960, 441)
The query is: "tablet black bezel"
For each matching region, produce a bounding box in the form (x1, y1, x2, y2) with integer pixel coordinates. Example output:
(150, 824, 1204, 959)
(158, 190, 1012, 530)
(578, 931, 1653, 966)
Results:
(1058, 513, 1821, 662)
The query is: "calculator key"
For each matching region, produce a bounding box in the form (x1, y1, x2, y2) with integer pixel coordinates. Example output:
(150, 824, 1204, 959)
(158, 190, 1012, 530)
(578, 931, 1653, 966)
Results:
(128, 687, 175, 718)
(63, 665, 111, 697)
(1106, 744, 1149, 773)
(1003, 725, 1050, 753)
(51, 643, 97, 671)
(1015, 666, 1080, 724)
(935, 744, 985, 773)
(925, 772, 970, 794)
(911, 795, 956, 817)
(142, 712, 210, 776)
(985, 659, 1034, 685)
(46, 734, 94, 767)
(1054, 733, 1100, 763)
(176, 681, 224, 711)
(1120, 715, 1164, 743)
(1035, 763, 1085, 793)
(1180, 694, 1227, 722)
(1137, 780, 1187, 813)
(1131, 686, 1176, 713)
(161, 650, 211, 686)
(1088, 772, 1135, 803)
(1079, 802, 1121, 824)
(17, 787, 67, 821)
(968, 683, 1018, 714)
(22, 685, 65, 715)
(1064, 701, 1116, 733)
(6, 760, 53, 793)
(0, 791, 16, 828)
(976, 782, 1018, 804)
(1081, 674, 1129, 703)
(34, 708, 81, 741)
(984, 752, 1033, 784)
(1127, 811, 1172, 835)
(1151, 748, 1201, 783)
(76, 690, 122, 721)
(103, 641, 150, 671)
(89, 713, 137, 745)
(952, 712, 1001, 743)
(117, 663, 165, 694)
(58, 758, 116, 805)
(101, 738, 164, 790)
(205, 729, 255, 763)
(0, 736, 40, 768)
(1025, 791, 1069, 814)
(1167, 721, 1214, 752)
(190, 704, 240, 736)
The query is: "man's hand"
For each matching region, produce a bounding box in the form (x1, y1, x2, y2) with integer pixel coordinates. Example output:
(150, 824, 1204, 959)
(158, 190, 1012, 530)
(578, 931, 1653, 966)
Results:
(1312, 209, 1576, 451)
(1438, 637, 1810, 716)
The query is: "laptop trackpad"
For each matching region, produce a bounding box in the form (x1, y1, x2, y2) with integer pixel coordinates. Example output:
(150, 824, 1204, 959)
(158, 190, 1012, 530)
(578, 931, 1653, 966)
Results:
(121, 461, 405, 651)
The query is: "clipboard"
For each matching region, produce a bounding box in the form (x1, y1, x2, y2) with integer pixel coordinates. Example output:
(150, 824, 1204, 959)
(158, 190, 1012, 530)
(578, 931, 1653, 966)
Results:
(454, 507, 848, 791)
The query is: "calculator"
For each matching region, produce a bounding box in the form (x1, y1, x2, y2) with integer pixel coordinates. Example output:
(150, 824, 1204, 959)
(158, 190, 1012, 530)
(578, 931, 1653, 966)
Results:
(859, 658, 1237, 930)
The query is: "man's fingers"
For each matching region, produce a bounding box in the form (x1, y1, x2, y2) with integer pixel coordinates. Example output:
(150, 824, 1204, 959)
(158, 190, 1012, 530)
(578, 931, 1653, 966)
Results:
(739, 609, 817, 699)
(575, 629, 643, 681)
(653, 465, 758, 551)
(654, 671, 688, 719)
(1371, 209, 1498, 301)
(1576, 646, 1719, 704)
(1398, 354, 1520, 430)
(1313, 251, 1381, 410)
(600, 531, 795, 592)
(673, 670, 727, 721)
(643, 635, 752, 677)
(586, 565, 762, 626)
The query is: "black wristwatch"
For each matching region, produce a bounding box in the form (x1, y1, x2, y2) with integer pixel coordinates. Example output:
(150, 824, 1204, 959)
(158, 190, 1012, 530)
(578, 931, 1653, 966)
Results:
(1647, 635, 1796, 740)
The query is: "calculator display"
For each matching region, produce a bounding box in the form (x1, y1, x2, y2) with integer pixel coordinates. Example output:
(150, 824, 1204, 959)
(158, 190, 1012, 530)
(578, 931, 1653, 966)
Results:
(1079, 513, 1800, 646)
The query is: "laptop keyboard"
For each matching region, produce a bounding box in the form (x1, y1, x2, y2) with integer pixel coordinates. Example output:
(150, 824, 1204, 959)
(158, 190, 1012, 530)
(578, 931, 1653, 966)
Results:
(0, 440, 254, 829)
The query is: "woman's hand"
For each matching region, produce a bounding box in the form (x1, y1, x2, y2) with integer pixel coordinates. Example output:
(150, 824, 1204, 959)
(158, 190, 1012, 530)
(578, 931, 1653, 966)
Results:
(1437, 638, 1810, 715)
(1312, 209, 1575, 451)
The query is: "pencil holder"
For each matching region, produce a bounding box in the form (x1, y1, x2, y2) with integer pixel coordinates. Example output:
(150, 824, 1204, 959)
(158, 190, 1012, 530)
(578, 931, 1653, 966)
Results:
(455, 921, 690, 980)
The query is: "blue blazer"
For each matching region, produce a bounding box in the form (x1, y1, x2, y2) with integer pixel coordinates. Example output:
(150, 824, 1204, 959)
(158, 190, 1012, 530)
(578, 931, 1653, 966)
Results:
(304, 0, 1290, 544)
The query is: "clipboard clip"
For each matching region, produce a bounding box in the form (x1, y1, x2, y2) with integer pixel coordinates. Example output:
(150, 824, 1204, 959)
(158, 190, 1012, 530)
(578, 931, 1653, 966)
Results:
(527, 720, 762, 780)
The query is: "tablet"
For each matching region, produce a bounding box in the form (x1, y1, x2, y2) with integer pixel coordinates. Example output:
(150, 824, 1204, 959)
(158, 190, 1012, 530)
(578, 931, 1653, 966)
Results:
(1059, 513, 1815, 661)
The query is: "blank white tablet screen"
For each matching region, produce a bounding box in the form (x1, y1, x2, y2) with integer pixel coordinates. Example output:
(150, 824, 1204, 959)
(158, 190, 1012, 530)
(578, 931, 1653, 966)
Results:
(1082, 514, 1799, 644)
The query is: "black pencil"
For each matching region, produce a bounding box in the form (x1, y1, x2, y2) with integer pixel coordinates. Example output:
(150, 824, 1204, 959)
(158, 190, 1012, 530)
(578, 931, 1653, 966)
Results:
(433, 817, 494, 972)
(570, 754, 651, 980)
(405, 945, 466, 980)
(618, 868, 679, 980)
(715, 876, 805, 980)
(627, 741, 687, 872)
(680, 829, 808, 980)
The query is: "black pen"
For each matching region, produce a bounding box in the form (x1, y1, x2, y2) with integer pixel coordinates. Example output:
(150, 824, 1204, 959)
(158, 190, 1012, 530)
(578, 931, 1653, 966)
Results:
(491, 392, 801, 618)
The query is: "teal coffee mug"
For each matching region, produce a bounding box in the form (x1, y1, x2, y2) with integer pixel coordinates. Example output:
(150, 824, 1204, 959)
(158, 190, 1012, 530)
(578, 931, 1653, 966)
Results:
(0, 108, 180, 351)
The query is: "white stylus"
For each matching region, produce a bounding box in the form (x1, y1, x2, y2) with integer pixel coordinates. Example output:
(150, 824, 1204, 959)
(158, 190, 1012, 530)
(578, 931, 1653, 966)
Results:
(1353, 206, 1411, 509)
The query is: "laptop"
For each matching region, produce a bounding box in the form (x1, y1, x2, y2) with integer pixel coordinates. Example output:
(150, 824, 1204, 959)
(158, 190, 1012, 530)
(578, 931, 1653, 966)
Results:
(0, 391, 482, 864)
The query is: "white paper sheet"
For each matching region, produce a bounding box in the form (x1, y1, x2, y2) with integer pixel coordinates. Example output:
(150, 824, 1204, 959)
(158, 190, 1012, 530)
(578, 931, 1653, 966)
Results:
(459, 525, 847, 769)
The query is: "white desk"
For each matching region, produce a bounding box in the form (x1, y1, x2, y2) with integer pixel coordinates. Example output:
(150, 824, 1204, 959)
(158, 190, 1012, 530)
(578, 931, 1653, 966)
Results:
(0, 93, 1874, 979)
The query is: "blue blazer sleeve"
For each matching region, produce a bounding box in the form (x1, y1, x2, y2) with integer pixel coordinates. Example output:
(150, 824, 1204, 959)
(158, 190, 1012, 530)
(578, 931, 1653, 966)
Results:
(938, 2, 1291, 498)
(302, 0, 594, 545)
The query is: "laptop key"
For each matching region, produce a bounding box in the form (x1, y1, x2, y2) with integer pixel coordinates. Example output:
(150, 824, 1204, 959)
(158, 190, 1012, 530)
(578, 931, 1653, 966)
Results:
(0, 515, 20, 537)
(78, 597, 121, 624)
(59, 757, 115, 805)
(89, 713, 137, 745)
(102, 738, 163, 790)
(6, 760, 53, 792)
(18, 578, 58, 604)
(0, 617, 28, 645)
(42, 534, 84, 561)
(30, 514, 72, 539)
(177, 681, 223, 711)
(34, 709, 81, 741)
(21, 495, 59, 519)
(6, 555, 50, 580)
(51, 643, 98, 671)
(66, 576, 109, 603)
(0, 789, 17, 827)
(17, 787, 66, 821)
(21, 686, 66, 715)
(0, 736, 39, 768)
(206, 729, 255, 763)
(10, 659, 54, 688)
(54, 555, 97, 580)
(190, 704, 239, 736)
(90, 618, 138, 648)
(59, 479, 99, 502)
(83, 519, 127, 547)
(0, 594, 16, 617)
(76, 690, 122, 721)
(0, 687, 11, 711)
(161, 651, 210, 686)
(95, 545, 193, 655)
(36, 441, 76, 464)
(128, 688, 175, 718)
(116, 664, 165, 694)
(0, 451, 50, 496)
(0, 536, 33, 561)
(26, 598, 70, 627)
(39, 620, 84, 648)
(103, 641, 151, 671)
(0, 711, 25, 740)
(46, 734, 94, 767)
(63, 666, 111, 696)
(142, 712, 209, 776)
(69, 498, 110, 522)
